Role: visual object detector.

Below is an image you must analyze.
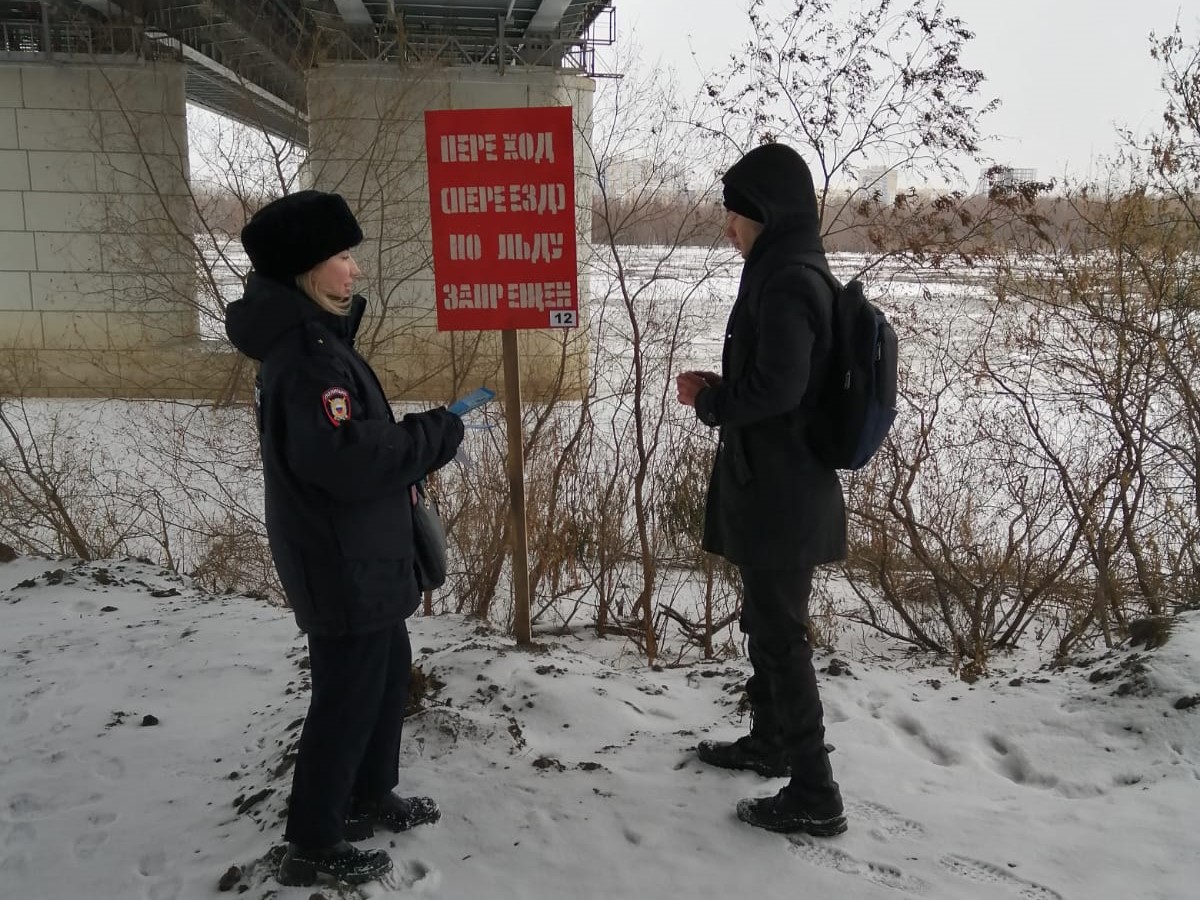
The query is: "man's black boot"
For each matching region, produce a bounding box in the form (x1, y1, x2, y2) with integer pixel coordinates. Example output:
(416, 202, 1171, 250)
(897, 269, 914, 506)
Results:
(696, 735, 789, 777)
(735, 788, 847, 837)
(344, 793, 441, 840)
(276, 840, 392, 886)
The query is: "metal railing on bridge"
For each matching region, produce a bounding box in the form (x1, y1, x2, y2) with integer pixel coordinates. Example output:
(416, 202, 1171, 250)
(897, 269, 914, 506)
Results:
(307, 3, 616, 75)
(0, 20, 178, 61)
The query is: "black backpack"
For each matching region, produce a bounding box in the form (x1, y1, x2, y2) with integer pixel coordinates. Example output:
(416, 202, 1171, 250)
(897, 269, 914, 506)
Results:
(800, 264, 899, 470)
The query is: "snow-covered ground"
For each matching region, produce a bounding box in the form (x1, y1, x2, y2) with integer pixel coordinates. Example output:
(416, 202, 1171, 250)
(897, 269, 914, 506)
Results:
(1, 555, 1196, 900)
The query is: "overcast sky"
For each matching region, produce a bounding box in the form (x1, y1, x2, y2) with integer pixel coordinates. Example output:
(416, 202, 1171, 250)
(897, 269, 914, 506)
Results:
(617, 0, 1195, 185)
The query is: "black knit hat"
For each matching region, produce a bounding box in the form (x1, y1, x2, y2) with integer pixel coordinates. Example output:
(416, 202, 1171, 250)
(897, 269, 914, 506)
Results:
(240, 190, 363, 282)
(722, 182, 764, 223)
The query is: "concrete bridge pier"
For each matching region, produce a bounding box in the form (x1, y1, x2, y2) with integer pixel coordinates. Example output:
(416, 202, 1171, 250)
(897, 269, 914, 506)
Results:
(0, 57, 204, 398)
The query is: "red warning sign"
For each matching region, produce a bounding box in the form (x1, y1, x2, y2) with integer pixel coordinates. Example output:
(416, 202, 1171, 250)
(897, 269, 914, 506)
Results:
(425, 106, 578, 331)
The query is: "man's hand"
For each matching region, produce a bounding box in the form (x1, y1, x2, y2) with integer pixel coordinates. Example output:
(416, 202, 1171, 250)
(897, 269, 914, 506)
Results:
(676, 370, 720, 407)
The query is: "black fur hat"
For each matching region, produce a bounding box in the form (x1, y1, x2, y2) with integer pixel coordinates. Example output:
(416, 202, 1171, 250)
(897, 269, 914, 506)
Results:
(240, 190, 363, 282)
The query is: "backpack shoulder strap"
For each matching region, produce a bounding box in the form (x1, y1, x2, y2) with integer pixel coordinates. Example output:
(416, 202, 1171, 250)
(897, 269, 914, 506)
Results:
(796, 260, 840, 291)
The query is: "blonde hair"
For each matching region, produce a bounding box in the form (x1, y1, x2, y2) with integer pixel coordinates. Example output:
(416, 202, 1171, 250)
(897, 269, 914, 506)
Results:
(296, 270, 352, 317)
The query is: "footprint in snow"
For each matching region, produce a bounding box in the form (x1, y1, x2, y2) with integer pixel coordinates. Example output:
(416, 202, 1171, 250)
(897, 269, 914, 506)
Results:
(787, 835, 929, 894)
(91, 753, 127, 781)
(71, 810, 117, 860)
(137, 849, 182, 900)
(845, 800, 927, 840)
(940, 853, 1064, 900)
(5, 792, 50, 822)
(893, 713, 960, 767)
(376, 858, 441, 894)
(73, 830, 108, 859)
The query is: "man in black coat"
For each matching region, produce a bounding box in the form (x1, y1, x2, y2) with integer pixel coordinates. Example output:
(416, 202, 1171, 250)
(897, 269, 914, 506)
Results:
(676, 143, 848, 836)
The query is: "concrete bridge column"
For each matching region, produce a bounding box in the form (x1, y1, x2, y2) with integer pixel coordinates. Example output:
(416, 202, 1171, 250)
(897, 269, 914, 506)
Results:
(0, 58, 199, 398)
(303, 65, 594, 401)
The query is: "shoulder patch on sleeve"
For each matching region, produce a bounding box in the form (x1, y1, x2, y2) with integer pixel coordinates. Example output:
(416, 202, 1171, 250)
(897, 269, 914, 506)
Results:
(322, 387, 352, 426)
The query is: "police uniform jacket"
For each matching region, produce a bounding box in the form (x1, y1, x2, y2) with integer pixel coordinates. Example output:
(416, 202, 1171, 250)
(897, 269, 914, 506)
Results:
(225, 274, 464, 635)
(694, 146, 848, 569)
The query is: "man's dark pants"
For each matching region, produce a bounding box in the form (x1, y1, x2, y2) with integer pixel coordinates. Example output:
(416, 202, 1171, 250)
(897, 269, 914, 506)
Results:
(739, 565, 842, 815)
(285, 620, 412, 847)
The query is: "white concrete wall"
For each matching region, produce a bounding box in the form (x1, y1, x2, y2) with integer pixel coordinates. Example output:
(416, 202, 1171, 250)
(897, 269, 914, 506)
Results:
(0, 59, 201, 397)
(304, 65, 595, 401)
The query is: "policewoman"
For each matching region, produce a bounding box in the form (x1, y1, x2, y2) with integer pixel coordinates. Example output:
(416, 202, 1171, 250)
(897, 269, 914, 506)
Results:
(225, 190, 464, 887)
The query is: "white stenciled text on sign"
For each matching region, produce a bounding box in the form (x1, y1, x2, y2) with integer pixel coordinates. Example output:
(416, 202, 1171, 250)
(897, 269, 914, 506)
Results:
(438, 130, 557, 164)
(441, 280, 575, 312)
(438, 183, 568, 216)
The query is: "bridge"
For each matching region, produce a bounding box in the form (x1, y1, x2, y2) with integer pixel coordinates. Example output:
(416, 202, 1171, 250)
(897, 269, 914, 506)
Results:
(0, 0, 616, 400)
(2, 1, 614, 143)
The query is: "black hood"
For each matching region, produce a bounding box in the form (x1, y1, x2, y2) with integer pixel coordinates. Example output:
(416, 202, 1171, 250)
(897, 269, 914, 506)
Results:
(224, 272, 366, 362)
(722, 143, 824, 255)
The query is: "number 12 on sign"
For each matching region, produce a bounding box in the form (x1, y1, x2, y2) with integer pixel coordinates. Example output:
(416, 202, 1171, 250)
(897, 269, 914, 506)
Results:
(549, 310, 576, 328)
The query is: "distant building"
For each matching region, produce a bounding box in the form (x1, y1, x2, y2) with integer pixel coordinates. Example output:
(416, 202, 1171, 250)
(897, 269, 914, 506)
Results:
(857, 166, 898, 204)
(599, 157, 647, 198)
(599, 156, 698, 200)
(976, 166, 1038, 194)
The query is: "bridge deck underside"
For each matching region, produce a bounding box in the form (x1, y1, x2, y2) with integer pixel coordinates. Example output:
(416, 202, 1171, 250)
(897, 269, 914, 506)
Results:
(1, 1, 612, 143)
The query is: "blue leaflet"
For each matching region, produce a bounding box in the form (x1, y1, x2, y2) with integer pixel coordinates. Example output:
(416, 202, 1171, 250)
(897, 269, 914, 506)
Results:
(447, 386, 496, 416)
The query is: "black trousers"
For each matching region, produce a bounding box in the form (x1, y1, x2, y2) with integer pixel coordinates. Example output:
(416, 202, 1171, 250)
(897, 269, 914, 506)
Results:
(285, 620, 412, 848)
(739, 565, 842, 814)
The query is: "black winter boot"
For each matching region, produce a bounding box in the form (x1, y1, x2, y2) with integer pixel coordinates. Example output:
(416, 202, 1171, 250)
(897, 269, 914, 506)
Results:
(735, 788, 847, 836)
(344, 793, 441, 840)
(276, 840, 392, 886)
(696, 735, 789, 777)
